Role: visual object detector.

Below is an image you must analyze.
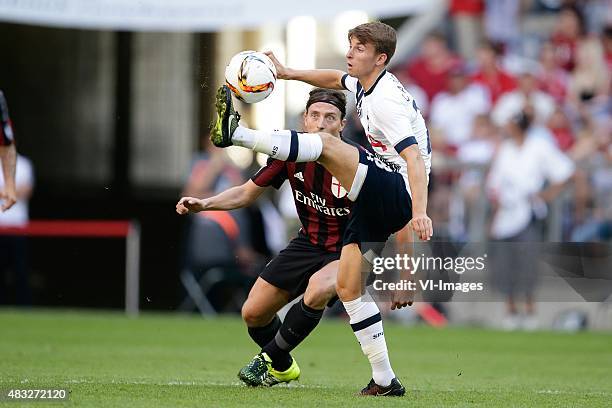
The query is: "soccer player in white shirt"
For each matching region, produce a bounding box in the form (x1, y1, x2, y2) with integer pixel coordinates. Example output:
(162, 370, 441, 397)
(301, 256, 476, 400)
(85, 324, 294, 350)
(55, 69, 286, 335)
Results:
(210, 22, 432, 396)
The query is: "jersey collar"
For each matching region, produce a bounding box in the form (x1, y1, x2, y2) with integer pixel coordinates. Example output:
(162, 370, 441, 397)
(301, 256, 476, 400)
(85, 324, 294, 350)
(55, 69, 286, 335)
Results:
(363, 69, 387, 96)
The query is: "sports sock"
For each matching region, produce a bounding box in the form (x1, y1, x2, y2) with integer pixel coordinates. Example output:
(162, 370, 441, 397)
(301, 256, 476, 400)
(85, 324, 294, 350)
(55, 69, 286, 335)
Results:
(262, 298, 324, 371)
(343, 292, 395, 387)
(247, 315, 281, 348)
(233, 127, 322, 162)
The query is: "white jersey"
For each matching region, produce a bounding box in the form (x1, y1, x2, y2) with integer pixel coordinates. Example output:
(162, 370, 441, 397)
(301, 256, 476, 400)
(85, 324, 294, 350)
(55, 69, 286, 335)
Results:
(341, 70, 432, 196)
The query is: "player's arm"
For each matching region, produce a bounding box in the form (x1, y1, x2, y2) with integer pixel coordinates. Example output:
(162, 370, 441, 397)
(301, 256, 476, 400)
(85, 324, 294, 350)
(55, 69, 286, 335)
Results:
(0, 142, 17, 211)
(264, 51, 345, 90)
(176, 180, 265, 215)
(372, 95, 432, 241)
(399, 145, 433, 241)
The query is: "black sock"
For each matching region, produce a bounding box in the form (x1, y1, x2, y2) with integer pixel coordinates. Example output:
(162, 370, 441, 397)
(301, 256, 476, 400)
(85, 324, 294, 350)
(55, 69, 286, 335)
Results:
(247, 315, 281, 348)
(262, 299, 324, 371)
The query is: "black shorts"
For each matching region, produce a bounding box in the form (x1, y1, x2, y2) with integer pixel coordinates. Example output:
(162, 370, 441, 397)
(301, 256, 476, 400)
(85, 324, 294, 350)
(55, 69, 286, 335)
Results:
(260, 232, 340, 301)
(343, 148, 412, 246)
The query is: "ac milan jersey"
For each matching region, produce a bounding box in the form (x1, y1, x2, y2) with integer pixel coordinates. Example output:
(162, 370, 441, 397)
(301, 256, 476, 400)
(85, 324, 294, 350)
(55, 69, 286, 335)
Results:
(251, 158, 352, 252)
(0, 91, 14, 146)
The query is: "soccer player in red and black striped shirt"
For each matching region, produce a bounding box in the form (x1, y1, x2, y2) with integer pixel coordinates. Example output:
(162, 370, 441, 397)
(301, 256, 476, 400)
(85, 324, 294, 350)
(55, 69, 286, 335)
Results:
(176, 88, 352, 386)
(0, 90, 17, 212)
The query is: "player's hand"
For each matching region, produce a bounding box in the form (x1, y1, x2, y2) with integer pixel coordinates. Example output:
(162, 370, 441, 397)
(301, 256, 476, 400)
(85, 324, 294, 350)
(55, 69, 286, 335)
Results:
(263, 51, 290, 80)
(391, 289, 413, 310)
(409, 213, 433, 241)
(0, 188, 17, 212)
(176, 197, 205, 215)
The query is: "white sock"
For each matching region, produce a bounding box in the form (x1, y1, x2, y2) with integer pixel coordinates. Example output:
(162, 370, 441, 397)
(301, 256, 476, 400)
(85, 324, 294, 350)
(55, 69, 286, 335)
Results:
(343, 292, 395, 387)
(232, 127, 322, 162)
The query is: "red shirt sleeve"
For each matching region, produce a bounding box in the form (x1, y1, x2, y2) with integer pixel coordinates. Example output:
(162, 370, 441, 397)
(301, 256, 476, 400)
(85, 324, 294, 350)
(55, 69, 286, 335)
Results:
(251, 158, 287, 189)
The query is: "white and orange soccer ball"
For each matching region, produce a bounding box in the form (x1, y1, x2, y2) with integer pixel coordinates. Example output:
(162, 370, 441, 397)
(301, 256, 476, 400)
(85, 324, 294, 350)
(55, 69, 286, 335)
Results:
(224, 51, 277, 104)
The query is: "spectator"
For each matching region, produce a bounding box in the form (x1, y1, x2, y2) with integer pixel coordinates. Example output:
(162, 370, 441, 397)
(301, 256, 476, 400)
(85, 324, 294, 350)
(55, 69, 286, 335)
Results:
(567, 38, 610, 109)
(547, 107, 575, 152)
(550, 6, 585, 71)
(0, 153, 34, 305)
(471, 41, 517, 104)
(571, 144, 612, 242)
(487, 110, 575, 330)
(454, 114, 500, 239)
(492, 70, 556, 127)
(537, 42, 570, 104)
(567, 104, 601, 163)
(0, 90, 29, 305)
(0, 90, 16, 212)
(567, 103, 610, 224)
(457, 114, 500, 169)
(430, 65, 490, 150)
(404, 33, 463, 103)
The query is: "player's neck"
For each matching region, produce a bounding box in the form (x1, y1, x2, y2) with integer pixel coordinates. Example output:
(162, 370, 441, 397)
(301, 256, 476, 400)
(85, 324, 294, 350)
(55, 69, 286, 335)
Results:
(358, 67, 386, 94)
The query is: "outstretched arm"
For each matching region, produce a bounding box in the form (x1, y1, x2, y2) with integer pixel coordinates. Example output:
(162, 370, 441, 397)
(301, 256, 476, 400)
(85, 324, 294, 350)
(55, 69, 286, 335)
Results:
(400, 145, 433, 241)
(0, 143, 17, 211)
(176, 180, 265, 214)
(264, 51, 345, 90)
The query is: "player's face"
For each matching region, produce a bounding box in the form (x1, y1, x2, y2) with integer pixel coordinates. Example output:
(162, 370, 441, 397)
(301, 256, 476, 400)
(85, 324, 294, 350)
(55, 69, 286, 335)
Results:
(303, 102, 345, 137)
(346, 37, 385, 78)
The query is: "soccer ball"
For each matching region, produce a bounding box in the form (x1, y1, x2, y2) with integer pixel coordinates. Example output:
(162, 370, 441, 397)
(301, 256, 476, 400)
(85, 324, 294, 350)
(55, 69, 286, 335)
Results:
(225, 51, 277, 104)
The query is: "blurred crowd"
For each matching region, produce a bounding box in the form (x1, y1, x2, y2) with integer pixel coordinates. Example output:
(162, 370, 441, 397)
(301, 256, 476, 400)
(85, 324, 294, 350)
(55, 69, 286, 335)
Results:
(387, 0, 609, 327)
(387, 0, 611, 244)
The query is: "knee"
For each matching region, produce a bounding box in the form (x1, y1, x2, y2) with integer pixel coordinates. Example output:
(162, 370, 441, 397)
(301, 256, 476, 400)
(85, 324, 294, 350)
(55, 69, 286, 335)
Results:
(241, 301, 270, 327)
(303, 274, 335, 310)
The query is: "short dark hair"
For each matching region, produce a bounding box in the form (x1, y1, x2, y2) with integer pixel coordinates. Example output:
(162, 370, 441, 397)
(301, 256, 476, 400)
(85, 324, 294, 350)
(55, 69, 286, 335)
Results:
(348, 22, 396, 65)
(306, 88, 347, 119)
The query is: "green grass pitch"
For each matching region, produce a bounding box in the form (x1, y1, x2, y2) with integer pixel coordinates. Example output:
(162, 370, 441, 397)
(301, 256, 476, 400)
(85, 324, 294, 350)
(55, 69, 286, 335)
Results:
(1, 309, 611, 407)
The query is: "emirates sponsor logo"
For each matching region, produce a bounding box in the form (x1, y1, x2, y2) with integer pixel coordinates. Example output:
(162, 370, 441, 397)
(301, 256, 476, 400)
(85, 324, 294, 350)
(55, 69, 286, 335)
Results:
(294, 190, 350, 217)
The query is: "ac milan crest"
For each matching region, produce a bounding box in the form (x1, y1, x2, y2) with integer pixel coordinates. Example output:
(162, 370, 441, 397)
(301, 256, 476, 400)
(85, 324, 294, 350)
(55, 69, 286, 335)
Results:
(331, 176, 347, 198)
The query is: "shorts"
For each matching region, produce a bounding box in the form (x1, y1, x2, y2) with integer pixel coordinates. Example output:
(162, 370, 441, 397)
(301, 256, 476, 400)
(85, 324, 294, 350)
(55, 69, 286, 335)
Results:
(343, 148, 413, 246)
(260, 232, 340, 301)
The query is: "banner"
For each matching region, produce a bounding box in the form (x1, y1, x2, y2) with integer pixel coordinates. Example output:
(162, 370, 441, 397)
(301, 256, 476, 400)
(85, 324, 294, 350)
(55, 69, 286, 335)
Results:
(0, 0, 431, 32)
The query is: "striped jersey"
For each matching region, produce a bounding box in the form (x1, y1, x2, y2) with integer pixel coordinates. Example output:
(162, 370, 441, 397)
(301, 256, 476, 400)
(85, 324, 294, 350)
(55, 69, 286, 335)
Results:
(251, 158, 352, 252)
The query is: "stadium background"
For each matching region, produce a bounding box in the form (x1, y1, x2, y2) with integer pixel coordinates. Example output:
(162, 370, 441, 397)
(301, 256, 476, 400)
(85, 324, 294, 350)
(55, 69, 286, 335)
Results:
(0, 0, 611, 406)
